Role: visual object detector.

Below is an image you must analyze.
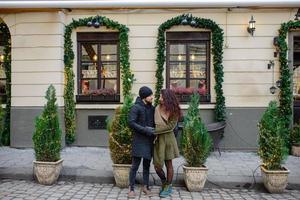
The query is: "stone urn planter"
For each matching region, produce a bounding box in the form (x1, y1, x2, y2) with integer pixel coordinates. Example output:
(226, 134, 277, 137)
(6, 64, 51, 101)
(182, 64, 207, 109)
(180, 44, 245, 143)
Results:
(33, 159, 63, 185)
(261, 165, 289, 193)
(112, 164, 131, 188)
(182, 165, 208, 192)
(292, 145, 300, 157)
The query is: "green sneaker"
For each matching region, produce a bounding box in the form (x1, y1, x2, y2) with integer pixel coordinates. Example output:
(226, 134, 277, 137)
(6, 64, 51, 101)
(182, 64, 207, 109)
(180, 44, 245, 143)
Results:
(159, 184, 171, 198)
(168, 184, 173, 194)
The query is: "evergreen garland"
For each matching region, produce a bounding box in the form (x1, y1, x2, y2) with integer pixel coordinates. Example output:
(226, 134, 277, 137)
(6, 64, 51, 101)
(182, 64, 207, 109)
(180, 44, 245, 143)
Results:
(154, 14, 226, 121)
(0, 23, 11, 146)
(64, 16, 134, 144)
(277, 20, 300, 148)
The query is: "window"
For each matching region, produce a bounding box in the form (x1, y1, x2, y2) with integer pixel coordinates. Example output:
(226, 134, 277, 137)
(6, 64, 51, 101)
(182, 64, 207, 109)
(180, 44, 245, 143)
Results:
(0, 33, 6, 103)
(166, 32, 210, 103)
(76, 32, 120, 103)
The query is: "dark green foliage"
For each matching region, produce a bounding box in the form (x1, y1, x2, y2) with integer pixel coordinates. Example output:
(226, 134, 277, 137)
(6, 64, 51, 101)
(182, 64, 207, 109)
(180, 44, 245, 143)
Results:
(277, 20, 300, 149)
(181, 93, 212, 167)
(107, 95, 133, 164)
(64, 16, 134, 144)
(291, 124, 300, 146)
(0, 23, 11, 146)
(33, 85, 62, 162)
(258, 101, 288, 170)
(154, 14, 225, 122)
(0, 98, 3, 145)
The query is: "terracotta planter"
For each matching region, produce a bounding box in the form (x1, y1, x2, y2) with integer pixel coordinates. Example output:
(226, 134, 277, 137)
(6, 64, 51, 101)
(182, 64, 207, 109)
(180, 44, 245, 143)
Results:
(292, 145, 300, 157)
(33, 159, 63, 185)
(261, 165, 289, 193)
(112, 164, 131, 188)
(182, 165, 208, 192)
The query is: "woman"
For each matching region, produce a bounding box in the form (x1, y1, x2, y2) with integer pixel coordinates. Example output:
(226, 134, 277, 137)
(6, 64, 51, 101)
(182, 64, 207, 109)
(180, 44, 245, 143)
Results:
(154, 89, 181, 198)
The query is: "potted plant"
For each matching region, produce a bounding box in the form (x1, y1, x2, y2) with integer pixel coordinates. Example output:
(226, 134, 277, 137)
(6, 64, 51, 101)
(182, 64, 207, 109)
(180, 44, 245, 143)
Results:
(32, 85, 63, 185)
(107, 95, 133, 187)
(258, 101, 289, 193)
(291, 124, 300, 156)
(181, 93, 212, 191)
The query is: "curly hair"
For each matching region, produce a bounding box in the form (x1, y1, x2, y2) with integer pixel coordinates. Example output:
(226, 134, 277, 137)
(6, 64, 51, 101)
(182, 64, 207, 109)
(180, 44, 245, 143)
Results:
(160, 89, 182, 120)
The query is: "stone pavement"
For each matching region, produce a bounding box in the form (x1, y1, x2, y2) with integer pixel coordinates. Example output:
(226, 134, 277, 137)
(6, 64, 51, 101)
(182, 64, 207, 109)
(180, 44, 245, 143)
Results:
(1, 147, 300, 188)
(0, 179, 300, 200)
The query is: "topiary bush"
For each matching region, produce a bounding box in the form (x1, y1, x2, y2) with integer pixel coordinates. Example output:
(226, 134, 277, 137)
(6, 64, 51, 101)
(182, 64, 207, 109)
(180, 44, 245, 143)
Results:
(33, 85, 62, 162)
(181, 93, 212, 167)
(258, 101, 288, 170)
(291, 123, 300, 146)
(107, 95, 133, 164)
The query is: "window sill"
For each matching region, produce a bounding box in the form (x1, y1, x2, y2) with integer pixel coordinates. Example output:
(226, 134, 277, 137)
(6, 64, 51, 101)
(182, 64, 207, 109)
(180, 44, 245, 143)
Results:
(76, 104, 122, 109)
(76, 103, 215, 110)
(180, 104, 215, 109)
(76, 94, 120, 104)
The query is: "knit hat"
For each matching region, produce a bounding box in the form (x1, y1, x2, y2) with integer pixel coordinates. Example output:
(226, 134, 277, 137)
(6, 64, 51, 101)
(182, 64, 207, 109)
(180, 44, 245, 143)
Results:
(139, 86, 153, 99)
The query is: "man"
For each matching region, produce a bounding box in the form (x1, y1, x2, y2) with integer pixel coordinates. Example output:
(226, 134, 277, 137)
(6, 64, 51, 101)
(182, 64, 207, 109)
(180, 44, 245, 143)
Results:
(128, 86, 155, 198)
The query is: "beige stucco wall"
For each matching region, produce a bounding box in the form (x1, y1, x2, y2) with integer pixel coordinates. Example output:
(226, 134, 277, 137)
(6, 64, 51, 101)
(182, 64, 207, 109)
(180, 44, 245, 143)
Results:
(1, 8, 297, 107)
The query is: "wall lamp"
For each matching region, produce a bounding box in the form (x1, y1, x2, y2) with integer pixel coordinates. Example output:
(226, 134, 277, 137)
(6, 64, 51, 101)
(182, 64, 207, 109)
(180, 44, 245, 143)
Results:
(247, 15, 256, 36)
(295, 8, 300, 21)
(267, 60, 281, 94)
(87, 16, 101, 28)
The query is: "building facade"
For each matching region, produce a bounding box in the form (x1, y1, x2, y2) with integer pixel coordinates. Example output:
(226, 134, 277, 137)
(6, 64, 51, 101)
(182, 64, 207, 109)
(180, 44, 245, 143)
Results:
(0, 0, 299, 150)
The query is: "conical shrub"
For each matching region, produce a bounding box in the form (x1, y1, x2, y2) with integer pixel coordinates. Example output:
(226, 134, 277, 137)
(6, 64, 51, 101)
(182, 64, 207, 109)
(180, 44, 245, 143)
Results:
(33, 85, 62, 162)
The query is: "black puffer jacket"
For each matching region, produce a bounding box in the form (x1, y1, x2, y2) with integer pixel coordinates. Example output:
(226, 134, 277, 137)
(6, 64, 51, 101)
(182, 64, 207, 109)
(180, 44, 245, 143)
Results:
(128, 97, 155, 160)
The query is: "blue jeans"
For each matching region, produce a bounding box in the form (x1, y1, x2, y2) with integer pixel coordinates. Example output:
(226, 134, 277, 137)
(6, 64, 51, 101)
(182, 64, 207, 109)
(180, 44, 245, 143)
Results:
(129, 156, 151, 191)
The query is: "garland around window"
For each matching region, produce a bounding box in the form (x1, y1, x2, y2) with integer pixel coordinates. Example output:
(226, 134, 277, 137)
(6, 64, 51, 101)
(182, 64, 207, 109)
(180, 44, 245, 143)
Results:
(0, 23, 11, 146)
(64, 16, 134, 144)
(276, 20, 300, 147)
(154, 14, 226, 121)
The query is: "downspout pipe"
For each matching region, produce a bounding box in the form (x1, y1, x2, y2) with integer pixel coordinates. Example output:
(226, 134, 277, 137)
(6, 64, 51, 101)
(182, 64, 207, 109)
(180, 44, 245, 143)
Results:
(0, 0, 299, 9)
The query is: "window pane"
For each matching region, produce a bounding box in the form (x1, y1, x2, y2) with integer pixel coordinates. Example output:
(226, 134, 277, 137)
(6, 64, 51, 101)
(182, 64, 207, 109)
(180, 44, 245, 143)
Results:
(81, 44, 98, 62)
(170, 79, 186, 89)
(81, 79, 97, 95)
(101, 45, 117, 61)
(102, 79, 117, 92)
(0, 80, 6, 95)
(101, 63, 117, 78)
(170, 44, 186, 61)
(190, 63, 206, 78)
(189, 43, 207, 62)
(0, 46, 5, 79)
(170, 62, 186, 78)
(190, 79, 207, 95)
(294, 36, 300, 67)
(81, 63, 98, 79)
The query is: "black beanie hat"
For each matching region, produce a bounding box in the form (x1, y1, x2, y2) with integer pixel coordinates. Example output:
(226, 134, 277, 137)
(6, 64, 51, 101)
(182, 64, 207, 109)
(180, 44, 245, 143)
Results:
(139, 86, 153, 99)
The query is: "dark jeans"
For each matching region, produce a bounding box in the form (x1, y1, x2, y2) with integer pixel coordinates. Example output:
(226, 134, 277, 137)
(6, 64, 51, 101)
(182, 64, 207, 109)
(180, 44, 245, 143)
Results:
(129, 156, 151, 191)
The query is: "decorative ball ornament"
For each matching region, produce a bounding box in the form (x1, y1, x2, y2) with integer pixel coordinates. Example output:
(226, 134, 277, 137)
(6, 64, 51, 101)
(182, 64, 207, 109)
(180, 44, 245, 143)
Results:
(190, 20, 197, 27)
(181, 18, 188, 25)
(87, 21, 93, 27)
(94, 21, 100, 28)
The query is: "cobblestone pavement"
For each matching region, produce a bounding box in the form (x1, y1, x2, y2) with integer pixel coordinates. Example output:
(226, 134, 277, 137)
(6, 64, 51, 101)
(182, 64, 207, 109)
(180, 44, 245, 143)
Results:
(1, 147, 300, 185)
(0, 179, 299, 200)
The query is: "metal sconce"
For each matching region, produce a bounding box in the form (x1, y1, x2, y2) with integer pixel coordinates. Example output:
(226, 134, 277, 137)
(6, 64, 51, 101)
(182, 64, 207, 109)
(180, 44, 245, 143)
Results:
(87, 16, 101, 28)
(267, 60, 279, 94)
(295, 8, 300, 21)
(247, 15, 256, 36)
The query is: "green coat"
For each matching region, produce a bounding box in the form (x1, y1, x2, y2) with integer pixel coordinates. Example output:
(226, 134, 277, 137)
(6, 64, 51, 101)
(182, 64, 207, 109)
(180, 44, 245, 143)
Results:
(153, 106, 180, 167)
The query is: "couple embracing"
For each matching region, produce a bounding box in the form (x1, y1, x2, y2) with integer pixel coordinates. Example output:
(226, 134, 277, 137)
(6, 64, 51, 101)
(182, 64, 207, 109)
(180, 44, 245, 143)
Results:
(128, 86, 181, 198)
